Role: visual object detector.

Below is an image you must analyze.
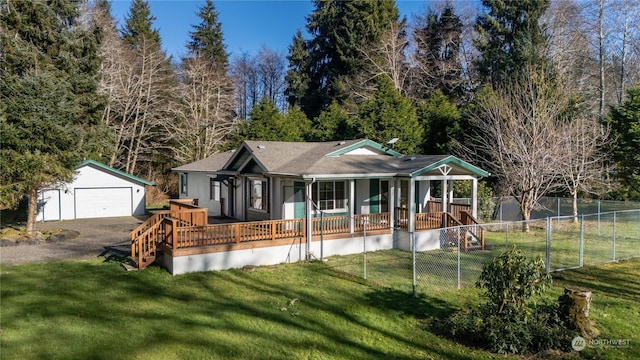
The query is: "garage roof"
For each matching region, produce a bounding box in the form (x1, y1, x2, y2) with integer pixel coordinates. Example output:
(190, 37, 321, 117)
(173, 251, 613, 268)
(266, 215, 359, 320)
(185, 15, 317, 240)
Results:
(78, 160, 155, 186)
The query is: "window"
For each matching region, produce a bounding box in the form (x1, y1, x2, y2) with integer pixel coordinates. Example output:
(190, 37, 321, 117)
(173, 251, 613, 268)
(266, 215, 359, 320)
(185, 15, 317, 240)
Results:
(210, 178, 220, 201)
(250, 178, 268, 211)
(180, 173, 188, 195)
(312, 181, 346, 211)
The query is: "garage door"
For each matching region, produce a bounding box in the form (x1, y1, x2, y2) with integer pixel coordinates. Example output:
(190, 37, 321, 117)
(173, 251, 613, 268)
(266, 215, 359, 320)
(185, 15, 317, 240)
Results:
(75, 188, 132, 219)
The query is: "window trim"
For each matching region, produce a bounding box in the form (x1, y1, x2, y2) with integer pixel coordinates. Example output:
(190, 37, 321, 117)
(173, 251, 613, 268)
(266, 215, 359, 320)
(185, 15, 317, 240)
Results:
(249, 177, 268, 212)
(180, 173, 188, 195)
(312, 180, 347, 213)
(209, 178, 221, 201)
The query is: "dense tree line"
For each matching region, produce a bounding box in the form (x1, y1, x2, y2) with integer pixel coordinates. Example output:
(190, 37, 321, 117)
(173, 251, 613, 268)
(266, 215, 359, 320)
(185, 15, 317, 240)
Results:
(2, 0, 639, 236)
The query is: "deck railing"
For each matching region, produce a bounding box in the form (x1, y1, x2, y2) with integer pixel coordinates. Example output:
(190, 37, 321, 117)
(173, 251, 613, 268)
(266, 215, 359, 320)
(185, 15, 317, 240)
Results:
(311, 215, 349, 235)
(132, 203, 482, 270)
(415, 212, 444, 230)
(427, 200, 471, 221)
(354, 212, 390, 231)
(168, 218, 306, 249)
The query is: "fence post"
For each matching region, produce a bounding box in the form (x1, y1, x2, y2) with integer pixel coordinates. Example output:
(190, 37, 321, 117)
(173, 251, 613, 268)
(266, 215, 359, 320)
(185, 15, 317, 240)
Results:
(505, 222, 509, 249)
(412, 232, 416, 296)
(363, 217, 367, 280)
(557, 197, 561, 226)
(580, 214, 584, 267)
(457, 227, 461, 290)
(320, 212, 324, 262)
(597, 200, 601, 236)
(546, 217, 551, 273)
(613, 211, 617, 261)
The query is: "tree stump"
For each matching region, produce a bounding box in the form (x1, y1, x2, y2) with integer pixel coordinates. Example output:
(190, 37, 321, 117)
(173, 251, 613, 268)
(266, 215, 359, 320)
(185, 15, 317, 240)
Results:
(558, 288, 599, 338)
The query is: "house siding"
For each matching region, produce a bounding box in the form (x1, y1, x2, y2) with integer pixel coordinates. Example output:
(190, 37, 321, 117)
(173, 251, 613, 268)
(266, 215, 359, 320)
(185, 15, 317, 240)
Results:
(178, 172, 228, 217)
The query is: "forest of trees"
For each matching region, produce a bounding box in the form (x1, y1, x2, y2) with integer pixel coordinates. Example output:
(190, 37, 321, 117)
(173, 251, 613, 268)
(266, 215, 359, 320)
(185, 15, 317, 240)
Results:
(2, 0, 639, 234)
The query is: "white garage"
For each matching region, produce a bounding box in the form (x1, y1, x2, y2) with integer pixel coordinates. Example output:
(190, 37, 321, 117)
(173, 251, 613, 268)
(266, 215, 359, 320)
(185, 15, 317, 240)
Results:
(37, 160, 155, 221)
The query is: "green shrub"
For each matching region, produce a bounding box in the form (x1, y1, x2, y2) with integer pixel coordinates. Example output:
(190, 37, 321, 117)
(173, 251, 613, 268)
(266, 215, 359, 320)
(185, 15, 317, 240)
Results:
(441, 248, 577, 355)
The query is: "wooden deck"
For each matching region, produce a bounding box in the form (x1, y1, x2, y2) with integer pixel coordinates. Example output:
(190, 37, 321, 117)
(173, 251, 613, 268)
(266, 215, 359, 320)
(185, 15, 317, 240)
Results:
(130, 200, 483, 270)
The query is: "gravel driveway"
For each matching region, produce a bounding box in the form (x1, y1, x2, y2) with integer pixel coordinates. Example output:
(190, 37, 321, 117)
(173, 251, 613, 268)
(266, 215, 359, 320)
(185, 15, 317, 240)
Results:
(0, 216, 146, 266)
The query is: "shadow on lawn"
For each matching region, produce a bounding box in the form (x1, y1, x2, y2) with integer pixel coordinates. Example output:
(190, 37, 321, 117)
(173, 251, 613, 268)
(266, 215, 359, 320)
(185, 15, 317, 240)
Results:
(365, 287, 457, 320)
(552, 260, 640, 302)
(1, 259, 492, 360)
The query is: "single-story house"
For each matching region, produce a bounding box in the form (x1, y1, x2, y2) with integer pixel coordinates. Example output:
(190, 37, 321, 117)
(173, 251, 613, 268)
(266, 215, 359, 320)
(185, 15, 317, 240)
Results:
(38, 160, 155, 221)
(131, 139, 488, 274)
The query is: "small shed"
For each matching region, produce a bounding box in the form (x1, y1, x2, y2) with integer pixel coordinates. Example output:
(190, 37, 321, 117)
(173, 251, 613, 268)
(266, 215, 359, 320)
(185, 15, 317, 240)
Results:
(37, 160, 155, 221)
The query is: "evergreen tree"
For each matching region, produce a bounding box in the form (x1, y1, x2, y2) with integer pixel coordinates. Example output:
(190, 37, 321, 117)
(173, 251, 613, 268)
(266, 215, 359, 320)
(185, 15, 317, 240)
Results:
(187, 0, 228, 67)
(287, 0, 399, 119)
(235, 98, 310, 143)
(308, 102, 358, 141)
(606, 87, 640, 200)
(474, 0, 550, 86)
(0, 0, 105, 235)
(418, 90, 462, 154)
(357, 77, 422, 154)
(120, 0, 160, 48)
(285, 30, 310, 109)
(413, 4, 464, 100)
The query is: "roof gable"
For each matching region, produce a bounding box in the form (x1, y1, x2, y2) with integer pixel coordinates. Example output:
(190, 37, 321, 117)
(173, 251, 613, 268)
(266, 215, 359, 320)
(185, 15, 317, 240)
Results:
(78, 160, 155, 186)
(409, 156, 490, 178)
(325, 139, 402, 157)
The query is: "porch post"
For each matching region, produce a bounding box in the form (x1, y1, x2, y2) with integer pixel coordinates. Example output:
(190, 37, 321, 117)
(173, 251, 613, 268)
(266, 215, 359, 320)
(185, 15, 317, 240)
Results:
(349, 179, 355, 233)
(448, 180, 454, 206)
(305, 181, 313, 260)
(441, 178, 448, 214)
(389, 179, 396, 228)
(472, 177, 478, 218)
(408, 177, 415, 233)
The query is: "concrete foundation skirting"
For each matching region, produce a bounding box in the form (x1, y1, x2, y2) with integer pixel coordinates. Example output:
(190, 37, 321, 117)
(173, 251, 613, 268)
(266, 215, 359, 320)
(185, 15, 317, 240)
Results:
(159, 233, 397, 275)
(395, 228, 442, 252)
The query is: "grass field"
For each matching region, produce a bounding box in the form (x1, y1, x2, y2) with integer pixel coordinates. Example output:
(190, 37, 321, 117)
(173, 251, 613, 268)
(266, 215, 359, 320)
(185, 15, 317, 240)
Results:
(1, 254, 638, 359)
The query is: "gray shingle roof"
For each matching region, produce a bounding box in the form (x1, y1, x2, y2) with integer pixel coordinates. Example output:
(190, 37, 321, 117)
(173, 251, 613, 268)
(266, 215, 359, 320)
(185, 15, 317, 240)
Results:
(172, 151, 235, 172)
(172, 139, 488, 178)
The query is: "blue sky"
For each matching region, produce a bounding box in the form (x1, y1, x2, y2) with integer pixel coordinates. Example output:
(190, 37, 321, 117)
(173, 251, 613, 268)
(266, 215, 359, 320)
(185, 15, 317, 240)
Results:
(109, 0, 432, 59)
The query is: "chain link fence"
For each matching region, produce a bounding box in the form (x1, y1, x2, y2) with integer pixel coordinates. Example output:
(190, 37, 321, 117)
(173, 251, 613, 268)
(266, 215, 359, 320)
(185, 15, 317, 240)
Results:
(488, 196, 640, 222)
(325, 208, 640, 295)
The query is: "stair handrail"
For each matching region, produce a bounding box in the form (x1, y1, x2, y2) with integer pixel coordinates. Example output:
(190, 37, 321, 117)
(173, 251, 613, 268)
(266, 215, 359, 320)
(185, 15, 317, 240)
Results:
(131, 219, 165, 269)
(460, 210, 485, 251)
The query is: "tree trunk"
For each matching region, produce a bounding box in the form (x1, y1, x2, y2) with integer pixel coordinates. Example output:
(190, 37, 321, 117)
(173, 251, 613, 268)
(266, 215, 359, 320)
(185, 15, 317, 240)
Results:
(558, 288, 599, 338)
(598, 0, 605, 121)
(26, 186, 39, 238)
(520, 203, 531, 232)
(573, 191, 579, 223)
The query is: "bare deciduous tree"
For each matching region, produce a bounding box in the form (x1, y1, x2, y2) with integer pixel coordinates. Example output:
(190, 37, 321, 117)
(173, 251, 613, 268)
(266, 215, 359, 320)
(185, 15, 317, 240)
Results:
(559, 117, 612, 221)
(166, 57, 235, 163)
(460, 69, 571, 231)
(231, 48, 288, 120)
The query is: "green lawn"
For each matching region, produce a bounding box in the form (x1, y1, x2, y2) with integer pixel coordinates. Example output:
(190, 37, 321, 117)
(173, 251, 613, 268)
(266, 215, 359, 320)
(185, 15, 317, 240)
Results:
(1, 255, 639, 359)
